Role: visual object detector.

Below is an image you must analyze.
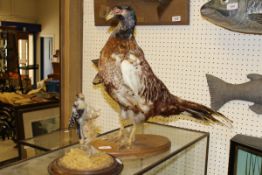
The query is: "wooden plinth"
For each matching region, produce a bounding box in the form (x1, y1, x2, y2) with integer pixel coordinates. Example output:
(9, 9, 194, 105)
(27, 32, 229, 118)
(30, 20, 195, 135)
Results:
(92, 134, 171, 158)
(48, 156, 123, 175)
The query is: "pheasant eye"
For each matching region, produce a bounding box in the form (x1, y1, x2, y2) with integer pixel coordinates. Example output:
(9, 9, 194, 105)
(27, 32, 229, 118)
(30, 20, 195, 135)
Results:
(113, 8, 122, 14)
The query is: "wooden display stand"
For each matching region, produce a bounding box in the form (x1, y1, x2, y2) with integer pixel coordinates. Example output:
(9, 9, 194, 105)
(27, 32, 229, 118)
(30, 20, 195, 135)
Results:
(92, 134, 171, 158)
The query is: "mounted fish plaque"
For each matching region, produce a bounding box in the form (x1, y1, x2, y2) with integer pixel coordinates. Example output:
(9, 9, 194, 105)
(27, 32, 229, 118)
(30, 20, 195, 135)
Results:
(201, 0, 262, 34)
(94, 0, 189, 25)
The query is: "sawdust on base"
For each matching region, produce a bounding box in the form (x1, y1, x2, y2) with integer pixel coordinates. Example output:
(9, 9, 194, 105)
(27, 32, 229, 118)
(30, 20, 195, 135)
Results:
(59, 148, 114, 171)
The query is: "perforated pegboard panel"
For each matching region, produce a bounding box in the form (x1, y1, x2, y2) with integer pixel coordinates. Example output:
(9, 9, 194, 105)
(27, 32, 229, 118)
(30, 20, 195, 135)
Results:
(82, 0, 262, 174)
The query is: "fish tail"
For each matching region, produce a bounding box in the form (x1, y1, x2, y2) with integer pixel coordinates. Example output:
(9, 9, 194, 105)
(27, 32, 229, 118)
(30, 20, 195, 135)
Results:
(180, 99, 232, 127)
(206, 74, 230, 111)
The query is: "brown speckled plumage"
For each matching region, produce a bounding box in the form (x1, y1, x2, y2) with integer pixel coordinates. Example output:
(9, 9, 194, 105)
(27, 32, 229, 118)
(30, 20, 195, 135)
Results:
(94, 6, 232, 130)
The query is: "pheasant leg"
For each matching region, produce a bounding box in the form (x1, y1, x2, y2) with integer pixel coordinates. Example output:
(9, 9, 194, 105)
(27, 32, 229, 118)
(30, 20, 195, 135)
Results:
(127, 122, 137, 147)
(107, 116, 128, 143)
(117, 117, 126, 138)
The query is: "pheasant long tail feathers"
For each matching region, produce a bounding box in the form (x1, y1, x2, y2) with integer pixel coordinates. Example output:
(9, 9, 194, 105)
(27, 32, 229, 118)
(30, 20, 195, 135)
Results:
(180, 100, 233, 127)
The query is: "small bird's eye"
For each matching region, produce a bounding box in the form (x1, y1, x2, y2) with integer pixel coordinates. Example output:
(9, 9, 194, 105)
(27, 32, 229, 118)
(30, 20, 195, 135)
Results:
(220, 0, 229, 4)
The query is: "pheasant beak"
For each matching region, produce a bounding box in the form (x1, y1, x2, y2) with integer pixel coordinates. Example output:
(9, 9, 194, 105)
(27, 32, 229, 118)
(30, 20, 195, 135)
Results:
(105, 8, 122, 21)
(105, 11, 115, 21)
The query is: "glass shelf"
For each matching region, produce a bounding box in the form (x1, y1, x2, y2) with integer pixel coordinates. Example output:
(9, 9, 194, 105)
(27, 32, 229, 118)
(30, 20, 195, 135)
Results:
(20, 128, 79, 151)
(18, 128, 79, 159)
(0, 122, 209, 175)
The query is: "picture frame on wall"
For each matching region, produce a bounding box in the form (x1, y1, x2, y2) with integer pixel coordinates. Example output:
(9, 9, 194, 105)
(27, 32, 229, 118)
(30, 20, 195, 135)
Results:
(228, 134, 262, 175)
(14, 102, 60, 141)
(94, 0, 189, 25)
(22, 107, 60, 139)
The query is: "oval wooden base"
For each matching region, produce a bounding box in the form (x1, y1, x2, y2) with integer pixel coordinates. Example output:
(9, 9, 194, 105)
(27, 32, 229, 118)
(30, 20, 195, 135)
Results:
(48, 156, 123, 175)
(92, 134, 171, 158)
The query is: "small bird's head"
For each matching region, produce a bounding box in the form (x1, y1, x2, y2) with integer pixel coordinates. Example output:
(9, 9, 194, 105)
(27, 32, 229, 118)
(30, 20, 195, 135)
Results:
(106, 6, 136, 39)
(76, 93, 85, 100)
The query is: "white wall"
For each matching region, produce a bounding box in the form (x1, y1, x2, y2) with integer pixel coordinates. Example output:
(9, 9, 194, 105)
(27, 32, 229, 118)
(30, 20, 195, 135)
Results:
(35, 0, 59, 81)
(0, 0, 60, 82)
(82, 0, 262, 175)
(0, 0, 59, 49)
(0, 0, 37, 23)
(36, 0, 59, 54)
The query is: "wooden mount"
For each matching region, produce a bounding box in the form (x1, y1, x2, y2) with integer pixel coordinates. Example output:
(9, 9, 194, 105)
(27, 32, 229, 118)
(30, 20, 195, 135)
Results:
(92, 134, 171, 158)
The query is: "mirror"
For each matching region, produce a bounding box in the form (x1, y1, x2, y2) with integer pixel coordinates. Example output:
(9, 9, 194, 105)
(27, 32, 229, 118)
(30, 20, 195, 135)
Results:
(0, 0, 60, 165)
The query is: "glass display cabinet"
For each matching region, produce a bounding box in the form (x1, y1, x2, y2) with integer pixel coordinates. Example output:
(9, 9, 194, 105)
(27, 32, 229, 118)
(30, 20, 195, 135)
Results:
(19, 128, 78, 159)
(0, 122, 209, 175)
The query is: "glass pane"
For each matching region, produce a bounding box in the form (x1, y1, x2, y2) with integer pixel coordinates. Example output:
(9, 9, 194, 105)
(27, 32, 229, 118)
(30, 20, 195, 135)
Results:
(22, 129, 78, 151)
(18, 39, 28, 75)
(145, 137, 207, 175)
(28, 34, 34, 82)
(0, 123, 208, 175)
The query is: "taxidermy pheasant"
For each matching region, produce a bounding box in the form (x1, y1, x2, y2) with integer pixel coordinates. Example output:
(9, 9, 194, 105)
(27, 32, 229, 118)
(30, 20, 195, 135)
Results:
(93, 6, 232, 147)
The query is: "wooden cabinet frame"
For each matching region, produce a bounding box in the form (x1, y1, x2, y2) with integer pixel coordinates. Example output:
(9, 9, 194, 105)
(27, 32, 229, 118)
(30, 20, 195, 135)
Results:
(60, 0, 83, 128)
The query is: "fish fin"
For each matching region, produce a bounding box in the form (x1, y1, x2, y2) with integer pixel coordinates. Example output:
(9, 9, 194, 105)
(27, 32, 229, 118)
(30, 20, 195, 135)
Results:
(249, 104, 262, 114)
(247, 74, 262, 81)
(93, 73, 103, 85)
(206, 74, 230, 110)
(248, 14, 262, 24)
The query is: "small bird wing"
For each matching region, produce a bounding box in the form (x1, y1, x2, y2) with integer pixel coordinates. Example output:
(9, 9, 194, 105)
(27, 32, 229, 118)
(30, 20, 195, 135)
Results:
(68, 106, 78, 128)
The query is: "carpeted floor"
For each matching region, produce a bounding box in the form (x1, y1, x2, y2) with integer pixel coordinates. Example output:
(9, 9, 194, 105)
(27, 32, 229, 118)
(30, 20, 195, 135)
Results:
(0, 139, 18, 162)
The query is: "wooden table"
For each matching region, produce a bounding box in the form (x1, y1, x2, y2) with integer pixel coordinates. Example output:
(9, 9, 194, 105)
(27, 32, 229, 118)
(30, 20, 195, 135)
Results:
(0, 100, 59, 163)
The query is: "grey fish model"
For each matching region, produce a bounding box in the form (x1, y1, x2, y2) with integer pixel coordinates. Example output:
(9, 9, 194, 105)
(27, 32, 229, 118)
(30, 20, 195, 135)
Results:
(200, 0, 262, 34)
(206, 74, 262, 114)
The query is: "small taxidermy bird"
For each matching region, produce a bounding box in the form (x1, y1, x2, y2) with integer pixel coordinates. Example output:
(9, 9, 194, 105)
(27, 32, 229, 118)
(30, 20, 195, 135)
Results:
(68, 93, 87, 139)
(93, 6, 232, 147)
(68, 93, 100, 154)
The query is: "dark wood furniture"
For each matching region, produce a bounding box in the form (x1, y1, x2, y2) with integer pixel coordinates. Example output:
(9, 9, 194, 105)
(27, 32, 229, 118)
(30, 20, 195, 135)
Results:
(0, 22, 41, 90)
(228, 134, 262, 175)
(0, 100, 59, 163)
